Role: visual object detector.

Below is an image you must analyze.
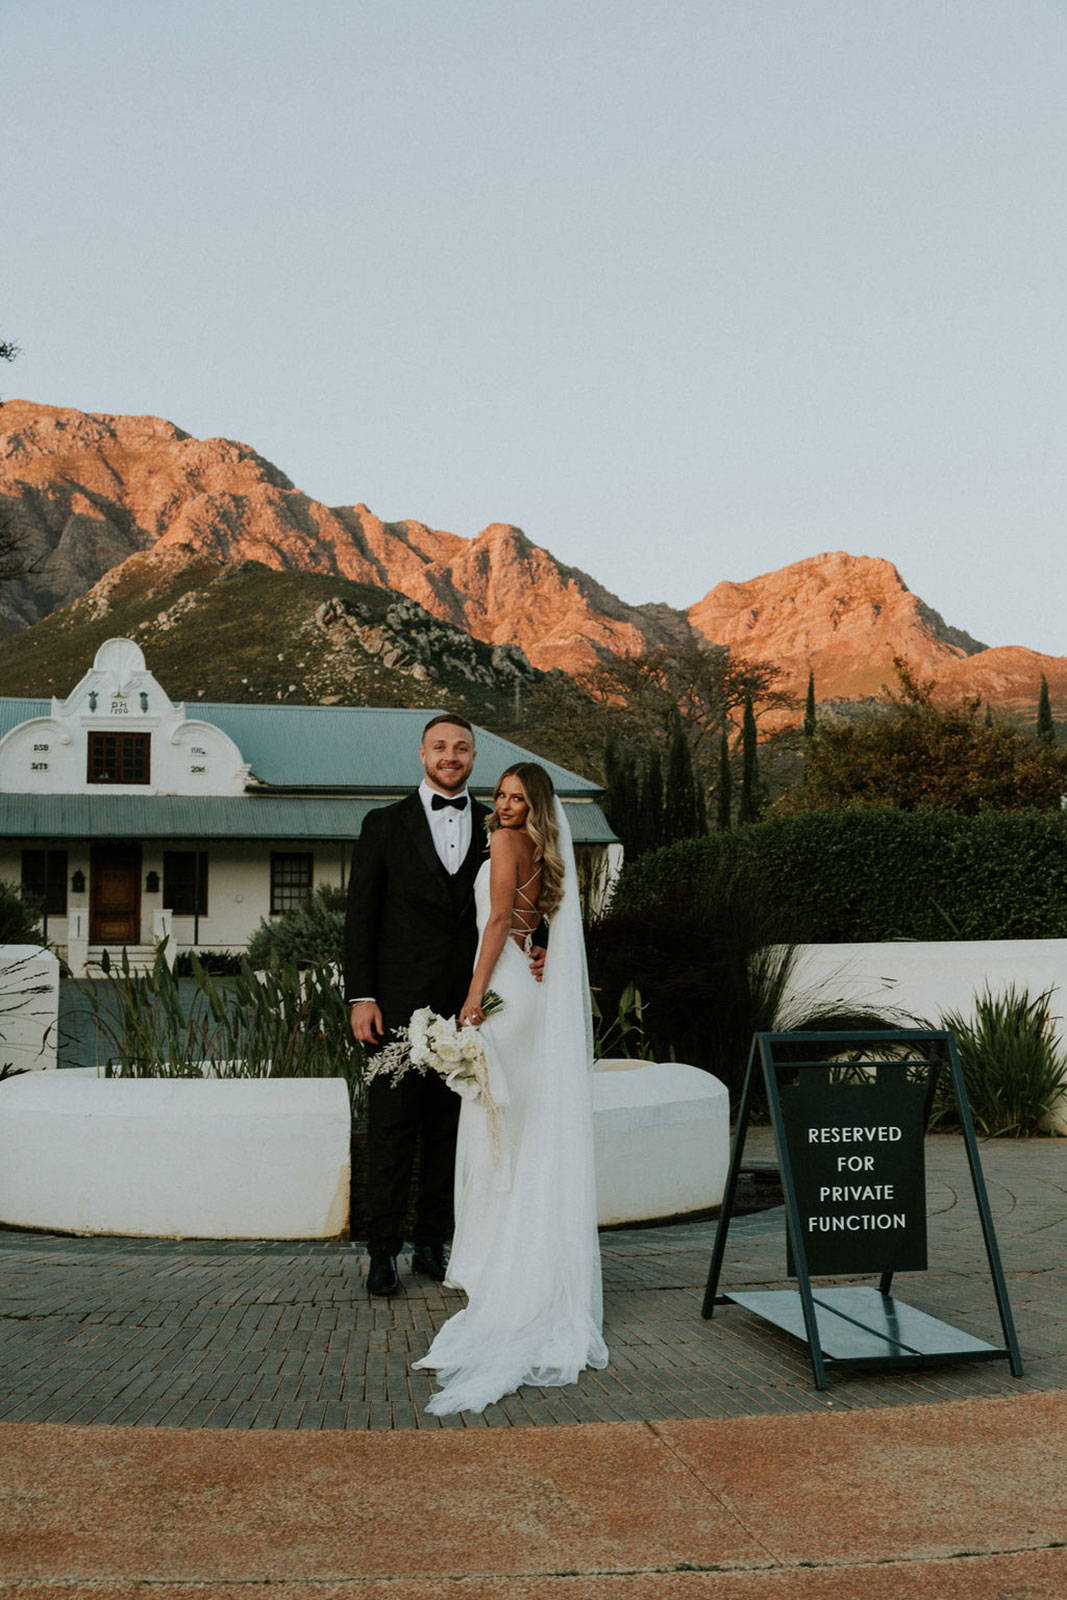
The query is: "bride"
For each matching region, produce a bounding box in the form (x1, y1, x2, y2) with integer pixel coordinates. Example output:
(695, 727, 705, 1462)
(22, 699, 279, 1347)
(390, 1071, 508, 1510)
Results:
(413, 762, 608, 1415)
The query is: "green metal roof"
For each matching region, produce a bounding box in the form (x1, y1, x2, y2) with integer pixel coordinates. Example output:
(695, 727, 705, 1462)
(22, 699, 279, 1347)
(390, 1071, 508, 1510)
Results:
(0, 697, 601, 797)
(0, 699, 49, 738)
(201, 703, 601, 795)
(0, 793, 616, 845)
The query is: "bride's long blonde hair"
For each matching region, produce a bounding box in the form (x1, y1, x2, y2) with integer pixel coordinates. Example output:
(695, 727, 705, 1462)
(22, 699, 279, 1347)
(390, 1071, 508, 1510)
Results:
(486, 762, 565, 918)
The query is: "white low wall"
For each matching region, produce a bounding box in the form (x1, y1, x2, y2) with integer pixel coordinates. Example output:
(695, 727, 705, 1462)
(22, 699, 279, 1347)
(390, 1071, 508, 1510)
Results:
(593, 1060, 729, 1225)
(787, 940, 1067, 1134)
(0, 945, 59, 1074)
(0, 1073, 351, 1238)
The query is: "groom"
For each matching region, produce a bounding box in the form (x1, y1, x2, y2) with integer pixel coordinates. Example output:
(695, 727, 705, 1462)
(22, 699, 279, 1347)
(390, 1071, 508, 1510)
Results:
(345, 714, 488, 1296)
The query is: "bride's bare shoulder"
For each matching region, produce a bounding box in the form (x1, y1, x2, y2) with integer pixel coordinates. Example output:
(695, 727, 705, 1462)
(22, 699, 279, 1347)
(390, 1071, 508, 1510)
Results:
(489, 827, 523, 858)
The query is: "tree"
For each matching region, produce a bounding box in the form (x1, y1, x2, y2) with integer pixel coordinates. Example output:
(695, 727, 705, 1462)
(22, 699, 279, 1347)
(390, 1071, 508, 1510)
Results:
(603, 738, 639, 850)
(737, 692, 763, 824)
(0, 334, 17, 404)
(581, 639, 792, 764)
(716, 728, 732, 831)
(803, 669, 817, 739)
(1037, 675, 1055, 747)
(779, 657, 1067, 815)
(640, 747, 665, 856)
(664, 709, 705, 844)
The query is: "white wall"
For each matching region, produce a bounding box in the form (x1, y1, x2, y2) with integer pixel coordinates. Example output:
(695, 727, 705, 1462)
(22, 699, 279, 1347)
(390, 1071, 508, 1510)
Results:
(786, 940, 1067, 1133)
(0, 945, 59, 1073)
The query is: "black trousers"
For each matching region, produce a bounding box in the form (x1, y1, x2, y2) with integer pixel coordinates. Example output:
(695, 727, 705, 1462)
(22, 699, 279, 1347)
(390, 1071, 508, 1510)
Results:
(365, 1069, 461, 1257)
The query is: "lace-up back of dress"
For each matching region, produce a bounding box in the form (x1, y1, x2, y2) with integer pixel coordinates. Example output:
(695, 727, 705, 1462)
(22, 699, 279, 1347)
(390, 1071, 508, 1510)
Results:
(511, 867, 542, 953)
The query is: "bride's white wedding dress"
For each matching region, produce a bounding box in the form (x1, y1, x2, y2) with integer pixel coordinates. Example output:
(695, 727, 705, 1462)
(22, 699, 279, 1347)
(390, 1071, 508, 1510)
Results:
(413, 802, 608, 1415)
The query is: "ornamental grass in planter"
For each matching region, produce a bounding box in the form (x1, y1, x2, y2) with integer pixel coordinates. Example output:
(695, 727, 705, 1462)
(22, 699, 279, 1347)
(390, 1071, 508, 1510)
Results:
(928, 985, 1066, 1137)
(80, 945, 366, 1115)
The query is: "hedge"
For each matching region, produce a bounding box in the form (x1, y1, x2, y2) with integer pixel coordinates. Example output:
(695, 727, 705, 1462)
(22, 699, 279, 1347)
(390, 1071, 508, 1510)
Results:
(609, 808, 1067, 941)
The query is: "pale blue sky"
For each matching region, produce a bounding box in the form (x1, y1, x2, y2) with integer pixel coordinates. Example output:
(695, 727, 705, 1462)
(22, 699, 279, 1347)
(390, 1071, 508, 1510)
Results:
(4, 0, 1066, 655)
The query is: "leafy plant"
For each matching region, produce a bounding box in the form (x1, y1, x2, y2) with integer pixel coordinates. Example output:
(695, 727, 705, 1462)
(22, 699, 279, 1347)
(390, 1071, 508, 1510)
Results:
(0, 880, 48, 944)
(929, 985, 1066, 1136)
(590, 982, 657, 1061)
(246, 885, 346, 969)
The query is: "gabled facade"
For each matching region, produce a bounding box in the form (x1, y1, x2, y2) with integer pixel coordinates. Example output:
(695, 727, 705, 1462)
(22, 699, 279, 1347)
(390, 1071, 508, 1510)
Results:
(0, 639, 618, 973)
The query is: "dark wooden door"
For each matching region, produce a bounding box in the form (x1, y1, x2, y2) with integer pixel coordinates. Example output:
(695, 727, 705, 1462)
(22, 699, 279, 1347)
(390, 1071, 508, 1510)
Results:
(90, 845, 142, 944)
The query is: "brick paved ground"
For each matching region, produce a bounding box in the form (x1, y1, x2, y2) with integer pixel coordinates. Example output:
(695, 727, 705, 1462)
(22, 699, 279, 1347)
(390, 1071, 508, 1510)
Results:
(0, 1131, 1062, 1430)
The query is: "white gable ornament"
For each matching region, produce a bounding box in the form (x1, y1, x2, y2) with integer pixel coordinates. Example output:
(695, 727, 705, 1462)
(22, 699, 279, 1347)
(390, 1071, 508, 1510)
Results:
(0, 637, 250, 797)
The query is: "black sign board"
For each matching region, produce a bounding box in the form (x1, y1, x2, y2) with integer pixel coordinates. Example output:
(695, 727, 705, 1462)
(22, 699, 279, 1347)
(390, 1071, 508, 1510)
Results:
(701, 1030, 1024, 1391)
(780, 1070, 928, 1276)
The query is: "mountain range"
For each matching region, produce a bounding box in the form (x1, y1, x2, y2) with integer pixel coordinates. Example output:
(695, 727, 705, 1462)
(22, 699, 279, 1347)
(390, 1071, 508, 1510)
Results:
(0, 398, 1063, 718)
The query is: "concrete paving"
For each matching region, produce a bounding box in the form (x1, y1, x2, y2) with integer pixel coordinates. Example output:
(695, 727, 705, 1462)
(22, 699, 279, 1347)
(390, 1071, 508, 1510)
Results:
(0, 1130, 1064, 1596)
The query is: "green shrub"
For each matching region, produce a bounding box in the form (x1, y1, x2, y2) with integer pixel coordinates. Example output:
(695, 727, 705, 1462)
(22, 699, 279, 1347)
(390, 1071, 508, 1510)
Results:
(588, 857, 898, 1096)
(611, 808, 1067, 942)
(247, 885, 346, 969)
(0, 880, 46, 944)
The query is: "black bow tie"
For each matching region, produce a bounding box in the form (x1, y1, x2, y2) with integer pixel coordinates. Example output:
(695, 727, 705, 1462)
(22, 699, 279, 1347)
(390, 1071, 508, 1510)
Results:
(431, 793, 468, 811)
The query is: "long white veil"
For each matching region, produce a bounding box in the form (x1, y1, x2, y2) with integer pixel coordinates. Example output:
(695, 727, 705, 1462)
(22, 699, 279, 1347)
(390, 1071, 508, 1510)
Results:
(415, 797, 607, 1414)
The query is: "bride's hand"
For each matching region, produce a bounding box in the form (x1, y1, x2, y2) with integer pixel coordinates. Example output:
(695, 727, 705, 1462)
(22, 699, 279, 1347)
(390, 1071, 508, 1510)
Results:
(460, 989, 485, 1027)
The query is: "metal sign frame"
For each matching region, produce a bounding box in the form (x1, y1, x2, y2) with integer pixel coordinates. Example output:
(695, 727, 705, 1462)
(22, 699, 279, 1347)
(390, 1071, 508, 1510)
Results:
(702, 1029, 1024, 1390)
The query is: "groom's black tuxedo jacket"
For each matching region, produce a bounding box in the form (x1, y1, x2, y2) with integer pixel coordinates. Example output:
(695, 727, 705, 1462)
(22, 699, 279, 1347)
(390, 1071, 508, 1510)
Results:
(343, 791, 489, 1033)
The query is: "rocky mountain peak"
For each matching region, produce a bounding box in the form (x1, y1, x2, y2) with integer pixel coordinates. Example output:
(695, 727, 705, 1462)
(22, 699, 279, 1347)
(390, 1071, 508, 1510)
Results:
(688, 550, 990, 700)
(1, 400, 1062, 717)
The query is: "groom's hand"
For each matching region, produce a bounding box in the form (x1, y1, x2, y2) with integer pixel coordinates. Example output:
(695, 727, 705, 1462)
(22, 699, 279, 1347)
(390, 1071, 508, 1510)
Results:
(350, 1001, 384, 1045)
(529, 945, 546, 983)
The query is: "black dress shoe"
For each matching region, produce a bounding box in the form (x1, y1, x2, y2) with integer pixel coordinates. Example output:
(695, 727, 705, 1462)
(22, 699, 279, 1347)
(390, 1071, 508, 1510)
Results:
(411, 1241, 448, 1282)
(367, 1253, 400, 1296)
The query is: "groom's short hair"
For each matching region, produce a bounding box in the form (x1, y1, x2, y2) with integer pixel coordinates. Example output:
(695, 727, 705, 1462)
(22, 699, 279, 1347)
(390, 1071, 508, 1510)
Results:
(422, 712, 475, 740)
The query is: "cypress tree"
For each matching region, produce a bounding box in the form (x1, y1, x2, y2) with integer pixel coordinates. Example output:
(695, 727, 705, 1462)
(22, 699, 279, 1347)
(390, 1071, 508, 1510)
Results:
(665, 710, 702, 842)
(603, 738, 623, 837)
(604, 741, 640, 857)
(803, 669, 817, 739)
(641, 747, 664, 855)
(619, 752, 640, 856)
(603, 738, 619, 802)
(716, 727, 732, 831)
(1037, 675, 1055, 746)
(983, 703, 994, 730)
(737, 691, 762, 824)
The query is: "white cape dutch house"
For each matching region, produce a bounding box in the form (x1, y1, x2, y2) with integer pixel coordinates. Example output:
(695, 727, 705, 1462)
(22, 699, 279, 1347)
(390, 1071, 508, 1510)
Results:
(0, 638, 619, 975)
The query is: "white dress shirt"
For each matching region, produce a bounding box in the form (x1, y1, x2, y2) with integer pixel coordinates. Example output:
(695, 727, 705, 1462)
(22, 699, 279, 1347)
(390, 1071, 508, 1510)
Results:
(419, 778, 472, 875)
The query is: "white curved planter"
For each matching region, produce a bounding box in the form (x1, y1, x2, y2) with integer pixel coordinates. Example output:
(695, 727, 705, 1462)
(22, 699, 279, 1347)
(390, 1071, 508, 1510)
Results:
(593, 1060, 729, 1225)
(0, 1072, 350, 1239)
(0, 1061, 726, 1238)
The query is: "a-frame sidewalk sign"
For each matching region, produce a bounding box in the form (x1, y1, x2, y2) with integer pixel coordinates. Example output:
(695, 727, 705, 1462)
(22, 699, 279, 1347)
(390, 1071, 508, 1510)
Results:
(702, 1029, 1024, 1391)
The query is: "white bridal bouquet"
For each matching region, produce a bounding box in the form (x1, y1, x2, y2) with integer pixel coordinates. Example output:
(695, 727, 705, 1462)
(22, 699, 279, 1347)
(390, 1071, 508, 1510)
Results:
(365, 993, 505, 1109)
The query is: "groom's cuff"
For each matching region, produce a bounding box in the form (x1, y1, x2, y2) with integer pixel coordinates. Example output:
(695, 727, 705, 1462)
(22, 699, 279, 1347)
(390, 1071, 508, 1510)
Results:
(348, 996, 376, 1005)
